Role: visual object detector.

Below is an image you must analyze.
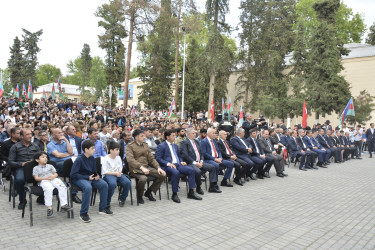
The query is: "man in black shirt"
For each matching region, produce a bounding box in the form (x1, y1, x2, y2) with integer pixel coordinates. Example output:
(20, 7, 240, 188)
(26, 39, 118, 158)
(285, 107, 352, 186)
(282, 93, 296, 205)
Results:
(0, 127, 20, 162)
(8, 128, 41, 209)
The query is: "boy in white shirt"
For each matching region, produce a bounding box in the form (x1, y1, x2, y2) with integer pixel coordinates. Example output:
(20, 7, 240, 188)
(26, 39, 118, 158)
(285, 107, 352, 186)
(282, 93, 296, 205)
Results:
(101, 142, 131, 207)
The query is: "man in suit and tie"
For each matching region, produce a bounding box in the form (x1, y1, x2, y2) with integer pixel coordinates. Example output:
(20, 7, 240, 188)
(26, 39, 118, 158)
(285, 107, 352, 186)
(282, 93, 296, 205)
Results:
(217, 130, 250, 185)
(342, 131, 358, 159)
(303, 130, 329, 168)
(180, 128, 219, 194)
(230, 128, 260, 180)
(201, 128, 234, 190)
(365, 123, 375, 158)
(258, 130, 287, 177)
(248, 129, 275, 178)
(317, 128, 341, 163)
(156, 129, 202, 203)
(297, 130, 317, 169)
(65, 125, 82, 156)
(312, 130, 331, 165)
(288, 131, 308, 171)
(322, 129, 342, 163)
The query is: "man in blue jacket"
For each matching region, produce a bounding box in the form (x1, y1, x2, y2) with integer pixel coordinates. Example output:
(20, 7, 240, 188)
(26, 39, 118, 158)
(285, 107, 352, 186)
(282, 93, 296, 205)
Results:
(156, 129, 202, 203)
(201, 128, 234, 191)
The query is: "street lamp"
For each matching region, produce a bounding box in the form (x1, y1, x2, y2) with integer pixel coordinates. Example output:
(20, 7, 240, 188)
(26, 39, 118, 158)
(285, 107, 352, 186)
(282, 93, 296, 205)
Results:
(181, 27, 186, 120)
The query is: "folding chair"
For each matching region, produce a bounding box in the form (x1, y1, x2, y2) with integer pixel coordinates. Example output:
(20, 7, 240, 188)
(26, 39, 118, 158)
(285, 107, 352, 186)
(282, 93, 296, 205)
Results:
(165, 173, 188, 199)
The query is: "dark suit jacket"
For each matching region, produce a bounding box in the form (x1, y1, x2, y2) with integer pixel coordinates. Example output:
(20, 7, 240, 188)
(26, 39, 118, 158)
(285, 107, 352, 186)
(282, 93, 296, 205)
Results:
(118, 139, 126, 163)
(180, 139, 203, 164)
(296, 136, 307, 151)
(366, 128, 375, 141)
(156, 141, 182, 168)
(324, 135, 335, 148)
(311, 137, 323, 149)
(242, 120, 257, 138)
(247, 137, 264, 156)
(217, 139, 232, 160)
(303, 136, 314, 150)
(280, 135, 289, 147)
(65, 135, 82, 155)
(258, 137, 274, 155)
(230, 136, 251, 158)
(201, 138, 222, 161)
(317, 134, 329, 148)
(288, 137, 301, 158)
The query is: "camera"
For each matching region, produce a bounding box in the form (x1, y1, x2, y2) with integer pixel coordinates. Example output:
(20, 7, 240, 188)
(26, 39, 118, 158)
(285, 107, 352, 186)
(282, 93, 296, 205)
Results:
(254, 115, 268, 130)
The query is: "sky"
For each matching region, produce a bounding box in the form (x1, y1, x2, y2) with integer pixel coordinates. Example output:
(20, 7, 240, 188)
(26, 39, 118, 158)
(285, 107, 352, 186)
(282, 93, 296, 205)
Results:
(0, 0, 374, 76)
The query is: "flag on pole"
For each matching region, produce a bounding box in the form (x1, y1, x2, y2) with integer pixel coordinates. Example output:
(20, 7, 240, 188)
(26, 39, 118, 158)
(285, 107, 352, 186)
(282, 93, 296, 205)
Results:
(302, 100, 308, 128)
(23, 83, 28, 99)
(237, 105, 244, 129)
(210, 99, 215, 120)
(28, 80, 33, 101)
(339, 97, 355, 128)
(228, 97, 233, 121)
(42, 88, 47, 100)
(131, 105, 136, 116)
(58, 77, 63, 99)
(51, 83, 56, 100)
(222, 98, 226, 118)
(15, 84, 19, 98)
(168, 98, 175, 118)
(0, 82, 4, 99)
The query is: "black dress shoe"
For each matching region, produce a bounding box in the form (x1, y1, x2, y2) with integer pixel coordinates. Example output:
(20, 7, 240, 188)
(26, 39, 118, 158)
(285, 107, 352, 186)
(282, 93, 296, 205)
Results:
(187, 191, 202, 200)
(245, 177, 250, 182)
(137, 196, 144, 204)
(196, 186, 204, 195)
(282, 172, 288, 177)
(249, 174, 257, 180)
(256, 174, 264, 179)
(305, 166, 312, 169)
(277, 173, 284, 177)
(234, 179, 243, 186)
(320, 165, 327, 168)
(171, 193, 181, 203)
(208, 187, 222, 193)
(72, 195, 82, 204)
(356, 157, 362, 159)
(220, 181, 233, 187)
(144, 191, 156, 201)
(264, 172, 271, 178)
(299, 167, 307, 171)
(18, 201, 27, 210)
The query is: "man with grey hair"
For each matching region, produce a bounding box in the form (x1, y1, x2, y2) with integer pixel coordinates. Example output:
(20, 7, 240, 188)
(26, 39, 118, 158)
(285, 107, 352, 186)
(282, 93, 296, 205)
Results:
(258, 130, 287, 177)
(242, 113, 260, 139)
(65, 125, 82, 156)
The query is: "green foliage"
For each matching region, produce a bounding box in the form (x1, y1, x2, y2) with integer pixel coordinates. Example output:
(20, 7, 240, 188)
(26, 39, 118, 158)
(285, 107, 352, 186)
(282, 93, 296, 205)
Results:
(35, 64, 62, 87)
(129, 67, 139, 79)
(21, 29, 43, 87)
(89, 56, 107, 101)
(7, 36, 26, 88)
(295, 0, 366, 44)
(95, 0, 127, 106)
(80, 44, 92, 90)
(366, 22, 375, 45)
(0, 68, 13, 96)
(347, 90, 375, 125)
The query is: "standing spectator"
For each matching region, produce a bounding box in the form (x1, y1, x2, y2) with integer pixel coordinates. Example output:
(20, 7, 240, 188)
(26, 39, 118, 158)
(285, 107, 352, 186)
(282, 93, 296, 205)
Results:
(353, 125, 363, 158)
(365, 123, 375, 158)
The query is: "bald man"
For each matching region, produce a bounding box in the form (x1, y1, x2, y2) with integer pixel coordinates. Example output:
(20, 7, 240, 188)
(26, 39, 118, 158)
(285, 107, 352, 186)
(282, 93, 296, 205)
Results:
(47, 128, 74, 174)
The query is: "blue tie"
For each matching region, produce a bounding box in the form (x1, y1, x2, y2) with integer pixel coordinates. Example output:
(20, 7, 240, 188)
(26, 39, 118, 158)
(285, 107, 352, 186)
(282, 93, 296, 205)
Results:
(123, 141, 126, 159)
(172, 144, 178, 163)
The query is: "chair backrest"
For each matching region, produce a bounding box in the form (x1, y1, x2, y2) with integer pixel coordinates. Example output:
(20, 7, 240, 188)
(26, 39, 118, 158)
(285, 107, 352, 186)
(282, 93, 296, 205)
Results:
(95, 157, 102, 177)
(62, 158, 73, 181)
(23, 161, 38, 184)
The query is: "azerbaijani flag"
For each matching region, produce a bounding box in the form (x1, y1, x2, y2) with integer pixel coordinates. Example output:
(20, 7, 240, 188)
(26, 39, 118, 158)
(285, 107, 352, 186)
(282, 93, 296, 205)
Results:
(228, 97, 232, 112)
(339, 97, 355, 128)
(42, 88, 47, 100)
(210, 99, 215, 120)
(0, 82, 4, 98)
(222, 98, 226, 118)
(237, 105, 244, 129)
(51, 83, 56, 100)
(15, 84, 19, 98)
(58, 77, 63, 99)
(23, 83, 28, 99)
(28, 80, 33, 100)
(168, 97, 175, 118)
(131, 105, 136, 116)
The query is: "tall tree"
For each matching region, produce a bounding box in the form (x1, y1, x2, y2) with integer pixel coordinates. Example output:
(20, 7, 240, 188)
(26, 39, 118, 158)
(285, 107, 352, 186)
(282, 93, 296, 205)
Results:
(205, 0, 229, 120)
(35, 64, 62, 86)
(95, 0, 127, 106)
(80, 43, 92, 91)
(22, 28, 43, 87)
(138, 0, 174, 110)
(306, 0, 351, 120)
(366, 22, 375, 45)
(0, 68, 13, 96)
(7, 36, 25, 88)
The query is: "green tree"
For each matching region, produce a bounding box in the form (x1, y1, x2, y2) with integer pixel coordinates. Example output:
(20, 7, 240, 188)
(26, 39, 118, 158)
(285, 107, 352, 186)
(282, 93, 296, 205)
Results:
(21, 28, 43, 87)
(89, 56, 107, 101)
(366, 22, 375, 45)
(80, 43, 92, 91)
(0, 68, 13, 96)
(346, 90, 375, 125)
(306, 0, 351, 120)
(295, 0, 365, 44)
(7, 36, 26, 88)
(63, 58, 82, 86)
(95, 0, 127, 106)
(35, 64, 62, 86)
(138, 0, 174, 110)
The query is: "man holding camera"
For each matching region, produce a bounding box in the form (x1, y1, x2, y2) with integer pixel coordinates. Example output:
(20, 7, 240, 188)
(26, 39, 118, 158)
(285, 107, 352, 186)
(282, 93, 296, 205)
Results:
(243, 113, 265, 139)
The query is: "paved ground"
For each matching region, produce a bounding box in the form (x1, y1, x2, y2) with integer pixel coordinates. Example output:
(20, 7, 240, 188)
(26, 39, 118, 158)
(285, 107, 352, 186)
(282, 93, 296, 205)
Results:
(1, 155, 375, 249)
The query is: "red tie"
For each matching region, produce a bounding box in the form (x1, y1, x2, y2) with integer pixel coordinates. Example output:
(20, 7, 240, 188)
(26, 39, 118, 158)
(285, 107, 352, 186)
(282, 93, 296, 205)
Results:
(192, 140, 200, 162)
(210, 139, 218, 158)
(223, 140, 233, 156)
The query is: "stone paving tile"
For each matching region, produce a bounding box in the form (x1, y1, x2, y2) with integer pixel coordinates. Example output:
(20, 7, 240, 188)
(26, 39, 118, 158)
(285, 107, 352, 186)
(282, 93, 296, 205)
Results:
(1, 157, 375, 249)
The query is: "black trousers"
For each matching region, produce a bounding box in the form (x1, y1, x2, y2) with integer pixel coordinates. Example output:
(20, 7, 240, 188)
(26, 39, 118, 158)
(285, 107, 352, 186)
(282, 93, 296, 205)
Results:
(230, 158, 251, 180)
(353, 141, 362, 157)
(367, 139, 375, 156)
(328, 147, 342, 162)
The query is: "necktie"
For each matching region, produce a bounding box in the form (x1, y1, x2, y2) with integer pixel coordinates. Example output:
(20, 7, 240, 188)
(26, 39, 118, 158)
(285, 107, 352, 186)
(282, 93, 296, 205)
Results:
(253, 138, 259, 153)
(210, 139, 218, 158)
(171, 144, 178, 163)
(294, 138, 301, 150)
(223, 140, 233, 156)
(123, 141, 126, 159)
(300, 137, 306, 148)
(191, 140, 200, 162)
(266, 138, 273, 151)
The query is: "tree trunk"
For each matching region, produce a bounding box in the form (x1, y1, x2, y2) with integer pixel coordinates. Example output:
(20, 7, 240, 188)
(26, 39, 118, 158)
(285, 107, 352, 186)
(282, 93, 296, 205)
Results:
(174, 0, 182, 110)
(123, 10, 135, 108)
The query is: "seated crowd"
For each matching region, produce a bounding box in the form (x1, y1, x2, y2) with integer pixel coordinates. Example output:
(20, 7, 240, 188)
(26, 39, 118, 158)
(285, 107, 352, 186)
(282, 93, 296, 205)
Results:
(0, 97, 373, 223)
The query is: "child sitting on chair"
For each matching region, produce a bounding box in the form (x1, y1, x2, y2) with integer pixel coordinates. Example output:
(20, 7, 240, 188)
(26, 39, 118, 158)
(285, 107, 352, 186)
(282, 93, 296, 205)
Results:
(33, 151, 71, 218)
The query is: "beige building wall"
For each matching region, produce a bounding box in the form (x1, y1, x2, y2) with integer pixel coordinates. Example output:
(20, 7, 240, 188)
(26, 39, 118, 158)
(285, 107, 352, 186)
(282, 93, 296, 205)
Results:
(117, 78, 144, 108)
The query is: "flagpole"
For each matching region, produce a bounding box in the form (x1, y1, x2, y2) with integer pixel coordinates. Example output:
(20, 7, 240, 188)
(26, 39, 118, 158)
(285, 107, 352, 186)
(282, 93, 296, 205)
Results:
(181, 27, 186, 120)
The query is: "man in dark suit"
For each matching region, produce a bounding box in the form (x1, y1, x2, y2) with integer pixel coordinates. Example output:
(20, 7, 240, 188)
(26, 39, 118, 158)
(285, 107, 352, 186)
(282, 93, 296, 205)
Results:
(65, 125, 83, 156)
(258, 130, 287, 177)
(248, 129, 274, 178)
(230, 128, 260, 180)
(201, 128, 234, 190)
(119, 130, 133, 166)
(312, 130, 331, 164)
(288, 131, 307, 170)
(322, 129, 342, 163)
(156, 129, 201, 203)
(217, 130, 250, 185)
(365, 123, 375, 158)
(297, 130, 317, 169)
(303, 130, 328, 168)
(242, 113, 260, 139)
(180, 128, 218, 194)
